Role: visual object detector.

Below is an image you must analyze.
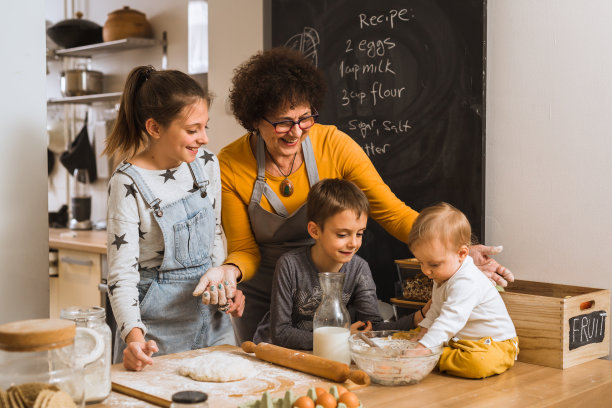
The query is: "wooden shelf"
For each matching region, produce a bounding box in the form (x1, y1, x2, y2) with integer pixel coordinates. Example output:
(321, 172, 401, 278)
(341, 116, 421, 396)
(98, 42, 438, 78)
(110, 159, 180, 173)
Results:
(390, 297, 427, 308)
(54, 37, 162, 58)
(47, 92, 122, 105)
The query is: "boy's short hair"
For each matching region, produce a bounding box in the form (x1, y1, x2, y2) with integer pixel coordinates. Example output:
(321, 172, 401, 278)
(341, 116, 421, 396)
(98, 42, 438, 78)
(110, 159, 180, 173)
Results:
(407, 202, 471, 251)
(307, 179, 369, 228)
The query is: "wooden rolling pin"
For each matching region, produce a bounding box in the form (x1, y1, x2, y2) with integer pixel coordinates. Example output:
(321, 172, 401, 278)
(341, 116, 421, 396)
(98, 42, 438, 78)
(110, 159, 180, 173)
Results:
(241, 341, 370, 385)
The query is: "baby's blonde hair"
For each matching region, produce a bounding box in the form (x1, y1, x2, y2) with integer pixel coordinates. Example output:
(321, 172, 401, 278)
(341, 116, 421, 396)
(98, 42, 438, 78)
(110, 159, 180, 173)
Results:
(407, 202, 472, 251)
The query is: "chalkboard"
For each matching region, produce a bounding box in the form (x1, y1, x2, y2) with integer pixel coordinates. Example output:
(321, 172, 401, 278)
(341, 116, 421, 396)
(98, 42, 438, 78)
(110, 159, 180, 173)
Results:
(569, 310, 607, 350)
(271, 0, 485, 301)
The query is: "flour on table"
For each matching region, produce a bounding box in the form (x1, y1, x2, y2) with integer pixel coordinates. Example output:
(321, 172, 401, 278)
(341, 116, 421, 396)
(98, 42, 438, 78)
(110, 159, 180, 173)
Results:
(178, 351, 256, 382)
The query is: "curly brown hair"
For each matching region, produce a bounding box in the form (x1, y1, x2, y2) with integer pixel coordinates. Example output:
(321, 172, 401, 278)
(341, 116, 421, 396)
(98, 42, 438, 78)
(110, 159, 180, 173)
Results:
(229, 47, 326, 131)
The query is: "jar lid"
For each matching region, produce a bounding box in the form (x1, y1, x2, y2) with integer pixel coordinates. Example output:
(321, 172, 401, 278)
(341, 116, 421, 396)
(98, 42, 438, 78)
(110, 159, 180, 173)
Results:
(0, 319, 76, 352)
(108, 6, 146, 17)
(172, 391, 208, 403)
(60, 306, 106, 322)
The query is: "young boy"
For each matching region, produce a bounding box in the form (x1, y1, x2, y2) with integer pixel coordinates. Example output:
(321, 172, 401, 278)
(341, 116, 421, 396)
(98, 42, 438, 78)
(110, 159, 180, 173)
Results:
(408, 202, 518, 379)
(253, 178, 425, 350)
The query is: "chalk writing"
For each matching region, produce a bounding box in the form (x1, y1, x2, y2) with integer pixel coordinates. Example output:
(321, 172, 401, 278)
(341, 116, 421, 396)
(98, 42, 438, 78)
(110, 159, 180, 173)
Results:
(383, 120, 412, 134)
(339, 58, 396, 80)
(363, 142, 391, 157)
(341, 89, 367, 106)
(345, 38, 396, 57)
(348, 118, 412, 138)
(358, 9, 414, 30)
(341, 84, 406, 107)
(370, 82, 405, 106)
(568, 310, 607, 350)
(348, 119, 377, 138)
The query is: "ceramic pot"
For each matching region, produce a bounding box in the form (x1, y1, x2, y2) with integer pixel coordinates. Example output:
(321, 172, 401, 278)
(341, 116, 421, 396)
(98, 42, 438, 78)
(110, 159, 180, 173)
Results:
(103, 6, 153, 42)
(46, 12, 103, 49)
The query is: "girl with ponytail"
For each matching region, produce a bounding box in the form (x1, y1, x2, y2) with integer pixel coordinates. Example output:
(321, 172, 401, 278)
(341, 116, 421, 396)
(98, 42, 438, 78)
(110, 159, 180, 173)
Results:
(104, 66, 244, 371)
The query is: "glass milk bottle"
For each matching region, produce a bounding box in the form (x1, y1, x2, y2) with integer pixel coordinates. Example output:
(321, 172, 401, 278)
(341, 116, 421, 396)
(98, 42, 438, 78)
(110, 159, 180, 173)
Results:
(60, 307, 111, 404)
(313, 272, 351, 365)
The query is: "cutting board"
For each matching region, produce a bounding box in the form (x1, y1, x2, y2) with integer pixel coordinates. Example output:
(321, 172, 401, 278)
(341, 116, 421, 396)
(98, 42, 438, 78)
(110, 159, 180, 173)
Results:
(112, 345, 360, 408)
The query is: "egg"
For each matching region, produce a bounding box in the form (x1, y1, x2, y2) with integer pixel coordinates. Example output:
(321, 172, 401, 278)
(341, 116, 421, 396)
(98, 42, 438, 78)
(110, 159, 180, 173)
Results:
(335, 385, 348, 397)
(316, 391, 338, 408)
(293, 395, 315, 408)
(314, 387, 327, 397)
(338, 391, 360, 408)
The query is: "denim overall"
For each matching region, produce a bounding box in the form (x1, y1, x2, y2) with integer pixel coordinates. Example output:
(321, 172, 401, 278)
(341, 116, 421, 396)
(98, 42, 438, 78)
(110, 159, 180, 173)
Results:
(113, 160, 234, 362)
(234, 133, 319, 342)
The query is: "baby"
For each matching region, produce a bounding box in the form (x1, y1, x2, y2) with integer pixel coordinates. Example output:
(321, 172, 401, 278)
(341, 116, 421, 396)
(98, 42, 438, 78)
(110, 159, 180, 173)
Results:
(408, 202, 518, 378)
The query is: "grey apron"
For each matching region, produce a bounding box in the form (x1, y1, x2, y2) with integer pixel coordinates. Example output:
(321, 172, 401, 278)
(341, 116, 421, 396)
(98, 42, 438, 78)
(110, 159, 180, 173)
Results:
(234, 133, 319, 342)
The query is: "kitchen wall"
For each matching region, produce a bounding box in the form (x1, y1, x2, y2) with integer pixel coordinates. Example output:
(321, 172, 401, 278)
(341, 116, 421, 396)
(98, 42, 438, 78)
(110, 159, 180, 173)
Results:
(46, 0, 190, 223)
(207, 0, 612, 359)
(206, 0, 264, 153)
(486, 0, 612, 359)
(0, 0, 49, 323)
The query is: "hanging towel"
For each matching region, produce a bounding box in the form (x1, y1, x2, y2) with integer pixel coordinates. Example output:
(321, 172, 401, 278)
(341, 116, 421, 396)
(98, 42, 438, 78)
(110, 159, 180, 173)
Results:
(60, 112, 98, 182)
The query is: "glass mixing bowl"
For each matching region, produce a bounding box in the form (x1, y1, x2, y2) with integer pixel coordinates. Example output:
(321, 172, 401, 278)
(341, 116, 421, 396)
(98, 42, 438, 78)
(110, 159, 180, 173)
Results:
(349, 330, 442, 385)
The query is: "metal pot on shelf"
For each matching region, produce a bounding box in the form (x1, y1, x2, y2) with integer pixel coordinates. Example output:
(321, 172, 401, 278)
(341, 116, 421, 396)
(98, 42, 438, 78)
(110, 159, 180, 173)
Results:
(60, 65, 103, 97)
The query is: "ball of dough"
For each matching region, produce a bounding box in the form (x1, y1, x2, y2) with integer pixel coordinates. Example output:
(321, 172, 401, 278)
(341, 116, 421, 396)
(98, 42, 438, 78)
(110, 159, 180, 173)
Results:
(179, 352, 255, 382)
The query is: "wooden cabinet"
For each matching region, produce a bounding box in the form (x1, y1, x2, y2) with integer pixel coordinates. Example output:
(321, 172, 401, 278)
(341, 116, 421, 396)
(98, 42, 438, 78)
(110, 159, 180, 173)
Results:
(50, 248, 103, 317)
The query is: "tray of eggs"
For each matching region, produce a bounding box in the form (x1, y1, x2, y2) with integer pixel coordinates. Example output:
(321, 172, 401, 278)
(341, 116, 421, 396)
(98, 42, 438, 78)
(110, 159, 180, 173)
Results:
(239, 385, 362, 408)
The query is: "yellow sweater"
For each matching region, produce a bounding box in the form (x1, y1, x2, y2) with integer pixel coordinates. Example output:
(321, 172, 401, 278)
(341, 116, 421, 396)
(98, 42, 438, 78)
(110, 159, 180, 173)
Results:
(218, 124, 419, 281)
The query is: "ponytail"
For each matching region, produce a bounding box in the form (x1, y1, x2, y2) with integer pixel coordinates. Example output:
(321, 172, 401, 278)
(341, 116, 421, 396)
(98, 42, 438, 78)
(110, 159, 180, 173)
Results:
(103, 66, 210, 160)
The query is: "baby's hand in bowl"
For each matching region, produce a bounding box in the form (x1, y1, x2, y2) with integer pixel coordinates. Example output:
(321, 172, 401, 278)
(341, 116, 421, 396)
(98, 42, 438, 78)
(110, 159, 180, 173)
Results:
(404, 343, 433, 357)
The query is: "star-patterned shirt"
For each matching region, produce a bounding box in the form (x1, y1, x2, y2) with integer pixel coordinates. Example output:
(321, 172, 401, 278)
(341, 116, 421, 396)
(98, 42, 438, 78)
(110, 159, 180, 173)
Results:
(106, 147, 224, 342)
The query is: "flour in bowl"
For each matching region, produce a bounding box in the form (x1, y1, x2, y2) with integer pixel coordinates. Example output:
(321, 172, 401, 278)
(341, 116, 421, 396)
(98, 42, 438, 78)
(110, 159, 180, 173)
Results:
(178, 351, 255, 382)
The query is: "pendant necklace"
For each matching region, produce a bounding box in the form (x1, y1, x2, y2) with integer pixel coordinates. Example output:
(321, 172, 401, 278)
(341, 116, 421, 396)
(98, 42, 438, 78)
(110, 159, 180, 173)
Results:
(266, 147, 297, 197)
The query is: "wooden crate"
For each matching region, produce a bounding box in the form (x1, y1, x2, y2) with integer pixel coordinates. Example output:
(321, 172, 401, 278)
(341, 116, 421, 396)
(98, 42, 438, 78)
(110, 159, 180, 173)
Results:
(500, 280, 610, 369)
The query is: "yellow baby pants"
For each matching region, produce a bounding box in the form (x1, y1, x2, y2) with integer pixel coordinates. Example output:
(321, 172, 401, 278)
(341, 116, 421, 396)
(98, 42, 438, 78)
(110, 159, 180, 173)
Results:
(438, 336, 519, 379)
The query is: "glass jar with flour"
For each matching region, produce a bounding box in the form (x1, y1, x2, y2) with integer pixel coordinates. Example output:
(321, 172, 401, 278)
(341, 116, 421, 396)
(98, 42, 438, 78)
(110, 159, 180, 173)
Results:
(60, 306, 111, 404)
(313, 272, 351, 365)
(0, 318, 85, 406)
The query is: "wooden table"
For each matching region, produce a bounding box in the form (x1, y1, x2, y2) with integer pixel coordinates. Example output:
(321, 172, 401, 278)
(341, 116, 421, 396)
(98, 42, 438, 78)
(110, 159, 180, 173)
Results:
(99, 345, 612, 408)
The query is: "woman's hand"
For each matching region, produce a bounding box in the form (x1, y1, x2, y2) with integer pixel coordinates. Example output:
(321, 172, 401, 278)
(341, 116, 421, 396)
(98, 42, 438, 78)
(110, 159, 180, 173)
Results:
(193, 264, 242, 306)
(470, 245, 514, 287)
(350, 320, 372, 335)
(123, 328, 158, 371)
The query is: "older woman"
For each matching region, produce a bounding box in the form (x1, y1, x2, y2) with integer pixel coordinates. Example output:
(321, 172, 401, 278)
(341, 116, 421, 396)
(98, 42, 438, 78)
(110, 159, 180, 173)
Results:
(207, 47, 512, 343)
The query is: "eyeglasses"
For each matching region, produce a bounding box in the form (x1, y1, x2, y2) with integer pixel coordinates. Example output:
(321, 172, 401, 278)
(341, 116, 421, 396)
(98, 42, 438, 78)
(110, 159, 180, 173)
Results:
(262, 111, 319, 134)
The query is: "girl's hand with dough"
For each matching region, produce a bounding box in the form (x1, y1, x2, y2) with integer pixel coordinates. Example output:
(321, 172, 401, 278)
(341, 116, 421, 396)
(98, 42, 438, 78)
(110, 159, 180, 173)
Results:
(123, 328, 159, 371)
